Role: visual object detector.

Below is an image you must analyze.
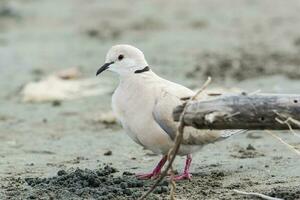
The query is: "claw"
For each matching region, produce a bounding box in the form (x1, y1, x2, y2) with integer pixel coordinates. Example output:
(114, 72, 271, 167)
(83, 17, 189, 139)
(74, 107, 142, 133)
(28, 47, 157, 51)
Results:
(136, 172, 159, 180)
(136, 155, 167, 180)
(173, 172, 192, 181)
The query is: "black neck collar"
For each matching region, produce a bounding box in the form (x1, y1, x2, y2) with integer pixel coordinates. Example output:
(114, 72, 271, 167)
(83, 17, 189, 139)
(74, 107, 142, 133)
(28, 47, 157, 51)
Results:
(134, 66, 150, 74)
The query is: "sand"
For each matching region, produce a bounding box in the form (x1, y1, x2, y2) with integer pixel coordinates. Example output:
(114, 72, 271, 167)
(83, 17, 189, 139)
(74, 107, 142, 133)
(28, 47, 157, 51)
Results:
(0, 0, 299, 199)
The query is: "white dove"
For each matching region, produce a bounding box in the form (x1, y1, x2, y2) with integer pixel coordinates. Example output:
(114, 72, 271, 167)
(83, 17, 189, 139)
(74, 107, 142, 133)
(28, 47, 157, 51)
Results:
(96, 44, 242, 180)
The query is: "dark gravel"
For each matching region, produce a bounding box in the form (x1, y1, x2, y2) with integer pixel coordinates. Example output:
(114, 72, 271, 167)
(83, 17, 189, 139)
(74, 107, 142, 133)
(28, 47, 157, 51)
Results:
(3, 165, 169, 200)
(2, 165, 299, 200)
(268, 187, 300, 200)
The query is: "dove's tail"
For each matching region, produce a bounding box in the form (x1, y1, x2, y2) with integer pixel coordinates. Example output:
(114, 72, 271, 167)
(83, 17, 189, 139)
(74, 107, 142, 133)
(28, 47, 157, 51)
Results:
(220, 129, 247, 138)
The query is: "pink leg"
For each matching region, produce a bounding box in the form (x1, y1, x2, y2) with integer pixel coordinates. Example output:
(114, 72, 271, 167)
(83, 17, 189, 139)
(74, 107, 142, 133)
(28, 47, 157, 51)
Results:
(136, 155, 167, 180)
(174, 154, 192, 181)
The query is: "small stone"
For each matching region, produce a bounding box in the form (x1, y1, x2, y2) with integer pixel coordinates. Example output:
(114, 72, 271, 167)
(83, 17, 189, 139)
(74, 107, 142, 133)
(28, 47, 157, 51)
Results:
(159, 180, 169, 186)
(52, 100, 61, 107)
(104, 150, 112, 156)
(246, 144, 256, 150)
(135, 181, 143, 187)
(120, 182, 127, 189)
(123, 188, 132, 195)
(26, 163, 34, 166)
(57, 170, 67, 176)
(28, 195, 36, 199)
(161, 186, 169, 193)
(154, 187, 163, 194)
(123, 171, 134, 176)
(86, 29, 99, 37)
(113, 178, 121, 184)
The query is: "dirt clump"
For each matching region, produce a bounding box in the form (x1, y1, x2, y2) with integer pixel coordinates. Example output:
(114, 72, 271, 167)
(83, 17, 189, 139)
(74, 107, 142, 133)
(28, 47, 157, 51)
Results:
(3, 165, 169, 200)
(267, 186, 300, 200)
(231, 144, 265, 159)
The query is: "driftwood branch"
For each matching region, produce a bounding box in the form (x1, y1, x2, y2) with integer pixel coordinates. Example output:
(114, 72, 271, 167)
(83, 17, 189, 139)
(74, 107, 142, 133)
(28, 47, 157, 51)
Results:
(173, 94, 300, 130)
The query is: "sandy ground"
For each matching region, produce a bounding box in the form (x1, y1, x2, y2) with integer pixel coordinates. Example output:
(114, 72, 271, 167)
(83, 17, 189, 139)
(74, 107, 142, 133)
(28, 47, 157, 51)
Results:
(0, 0, 300, 199)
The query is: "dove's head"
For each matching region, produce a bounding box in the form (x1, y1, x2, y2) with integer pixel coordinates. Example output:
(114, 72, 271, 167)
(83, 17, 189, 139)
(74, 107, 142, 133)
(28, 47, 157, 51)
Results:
(96, 44, 149, 76)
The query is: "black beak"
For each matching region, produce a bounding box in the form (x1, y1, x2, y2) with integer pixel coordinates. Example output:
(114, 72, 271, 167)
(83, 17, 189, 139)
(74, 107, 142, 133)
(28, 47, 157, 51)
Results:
(96, 62, 114, 76)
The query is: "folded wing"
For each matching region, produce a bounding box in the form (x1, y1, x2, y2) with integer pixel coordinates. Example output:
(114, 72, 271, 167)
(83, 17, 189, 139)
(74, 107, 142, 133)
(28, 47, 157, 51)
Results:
(152, 84, 246, 145)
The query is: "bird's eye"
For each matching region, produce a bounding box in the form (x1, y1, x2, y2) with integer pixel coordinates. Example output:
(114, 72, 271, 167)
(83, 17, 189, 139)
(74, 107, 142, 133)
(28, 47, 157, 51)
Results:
(118, 54, 124, 61)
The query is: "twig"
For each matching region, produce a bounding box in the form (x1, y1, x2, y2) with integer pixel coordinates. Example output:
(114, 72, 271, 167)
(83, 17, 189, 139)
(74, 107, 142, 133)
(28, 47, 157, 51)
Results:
(138, 77, 212, 200)
(275, 118, 300, 139)
(234, 189, 283, 200)
(265, 130, 300, 156)
(167, 149, 176, 200)
(224, 111, 241, 120)
(290, 118, 300, 127)
(274, 111, 300, 127)
(249, 89, 261, 95)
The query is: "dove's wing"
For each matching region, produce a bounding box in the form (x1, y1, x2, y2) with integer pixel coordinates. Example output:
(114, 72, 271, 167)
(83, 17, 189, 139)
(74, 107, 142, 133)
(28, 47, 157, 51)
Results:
(152, 80, 246, 145)
(152, 79, 194, 140)
(152, 91, 180, 140)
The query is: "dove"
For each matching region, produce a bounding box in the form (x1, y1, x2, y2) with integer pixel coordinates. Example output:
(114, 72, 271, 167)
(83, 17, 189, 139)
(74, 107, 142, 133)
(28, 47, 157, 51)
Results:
(96, 44, 243, 180)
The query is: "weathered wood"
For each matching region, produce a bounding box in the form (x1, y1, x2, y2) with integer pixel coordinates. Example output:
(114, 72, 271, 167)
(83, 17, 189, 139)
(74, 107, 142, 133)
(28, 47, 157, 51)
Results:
(173, 94, 300, 130)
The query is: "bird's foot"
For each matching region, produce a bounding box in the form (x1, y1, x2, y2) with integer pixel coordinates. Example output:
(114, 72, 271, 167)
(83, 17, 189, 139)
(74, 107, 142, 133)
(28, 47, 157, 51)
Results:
(173, 172, 192, 181)
(136, 155, 167, 180)
(136, 172, 160, 180)
(172, 154, 193, 181)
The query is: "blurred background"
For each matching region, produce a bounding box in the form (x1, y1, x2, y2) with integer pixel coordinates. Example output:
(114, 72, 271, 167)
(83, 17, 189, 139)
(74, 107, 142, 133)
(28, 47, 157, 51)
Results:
(0, 0, 299, 199)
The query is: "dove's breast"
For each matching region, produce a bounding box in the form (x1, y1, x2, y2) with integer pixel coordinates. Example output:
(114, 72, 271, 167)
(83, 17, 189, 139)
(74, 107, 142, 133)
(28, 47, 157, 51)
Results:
(112, 83, 146, 146)
(111, 75, 175, 154)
